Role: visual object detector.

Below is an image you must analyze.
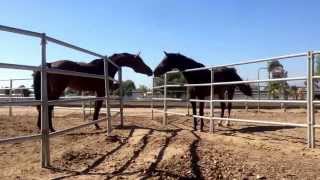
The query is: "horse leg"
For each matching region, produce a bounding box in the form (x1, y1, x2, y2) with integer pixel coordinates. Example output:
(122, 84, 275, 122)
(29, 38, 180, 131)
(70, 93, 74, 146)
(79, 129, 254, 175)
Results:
(199, 101, 204, 131)
(218, 92, 225, 126)
(35, 72, 68, 132)
(226, 102, 232, 126)
(220, 102, 226, 118)
(93, 99, 103, 129)
(37, 105, 41, 130)
(191, 102, 197, 131)
(226, 87, 235, 126)
(36, 105, 55, 132)
(93, 90, 105, 130)
(48, 105, 55, 132)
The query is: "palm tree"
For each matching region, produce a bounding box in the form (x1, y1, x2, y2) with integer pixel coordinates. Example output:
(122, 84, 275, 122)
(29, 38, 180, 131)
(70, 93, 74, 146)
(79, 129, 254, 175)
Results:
(315, 54, 320, 75)
(267, 60, 288, 99)
(290, 85, 298, 100)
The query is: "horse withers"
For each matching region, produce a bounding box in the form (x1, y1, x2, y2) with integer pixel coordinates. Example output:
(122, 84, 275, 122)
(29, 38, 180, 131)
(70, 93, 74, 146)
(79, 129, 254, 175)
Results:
(34, 53, 152, 132)
(154, 52, 252, 131)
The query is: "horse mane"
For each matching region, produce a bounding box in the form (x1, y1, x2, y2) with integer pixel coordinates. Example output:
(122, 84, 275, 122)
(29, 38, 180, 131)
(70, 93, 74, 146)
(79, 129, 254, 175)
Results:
(88, 53, 130, 66)
(175, 53, 205, 69)
(88, 57, 117, 68)
(174, 54, 239, 74)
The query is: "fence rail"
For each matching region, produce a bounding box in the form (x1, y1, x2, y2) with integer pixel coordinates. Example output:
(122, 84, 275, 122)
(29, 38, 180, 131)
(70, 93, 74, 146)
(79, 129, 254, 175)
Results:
(152, 50, 318, 148)
(152, 97, 307, 104)
(0, 25, 124, 168)
(167, 52, 307, 74)
(46, 67, 119, 82)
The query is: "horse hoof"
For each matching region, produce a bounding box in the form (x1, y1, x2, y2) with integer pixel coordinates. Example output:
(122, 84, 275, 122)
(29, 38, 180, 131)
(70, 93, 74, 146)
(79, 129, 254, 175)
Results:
(95, 126, 102, 130)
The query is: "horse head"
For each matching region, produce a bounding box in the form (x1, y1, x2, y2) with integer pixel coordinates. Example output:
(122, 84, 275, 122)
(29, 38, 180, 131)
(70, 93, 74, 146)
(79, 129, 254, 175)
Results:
(109, 52, 152, 76)
(154, 51, 200, 77)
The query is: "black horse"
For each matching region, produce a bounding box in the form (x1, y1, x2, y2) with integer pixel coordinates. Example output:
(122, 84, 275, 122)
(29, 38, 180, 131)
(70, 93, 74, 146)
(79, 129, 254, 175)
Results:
(34, 53, 153, 132)
(154, 52, 252, 131)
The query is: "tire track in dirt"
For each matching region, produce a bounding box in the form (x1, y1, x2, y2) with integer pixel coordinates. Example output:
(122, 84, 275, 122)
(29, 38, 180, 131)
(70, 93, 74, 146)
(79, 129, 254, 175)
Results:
(110, 129, 154, 176)
(51, 128, 135, 179)
(110, 130, 169, 179)
(114, 129, 181, 180)
(86, 128, 154, 177)
(153, 129, 200, 179)
(189, 131, 204, 180)
(139, 130, 179, 179)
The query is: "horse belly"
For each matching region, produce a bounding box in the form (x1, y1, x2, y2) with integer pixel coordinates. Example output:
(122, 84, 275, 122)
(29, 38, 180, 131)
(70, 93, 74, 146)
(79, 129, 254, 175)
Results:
(68, 77, 104, 91)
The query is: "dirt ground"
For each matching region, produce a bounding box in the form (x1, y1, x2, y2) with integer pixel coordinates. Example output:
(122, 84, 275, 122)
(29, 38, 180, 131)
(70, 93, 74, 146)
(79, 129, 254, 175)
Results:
(1, 106, 320, 179)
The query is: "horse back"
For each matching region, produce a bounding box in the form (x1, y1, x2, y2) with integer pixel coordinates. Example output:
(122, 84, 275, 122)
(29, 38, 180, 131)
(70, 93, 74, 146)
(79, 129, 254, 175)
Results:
(50, 60, 103, 75)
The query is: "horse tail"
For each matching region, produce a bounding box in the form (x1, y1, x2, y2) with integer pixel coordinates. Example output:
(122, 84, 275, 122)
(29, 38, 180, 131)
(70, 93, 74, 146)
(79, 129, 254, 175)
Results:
(33, 70, 41, 100)
(229, 68, 252, 97)
(33, 63, 51, 100)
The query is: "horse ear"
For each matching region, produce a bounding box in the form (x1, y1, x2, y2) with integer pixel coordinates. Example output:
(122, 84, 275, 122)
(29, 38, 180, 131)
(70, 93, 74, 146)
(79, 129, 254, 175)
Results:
(134, 51, 141, 58)
(163, 51, 168, 56)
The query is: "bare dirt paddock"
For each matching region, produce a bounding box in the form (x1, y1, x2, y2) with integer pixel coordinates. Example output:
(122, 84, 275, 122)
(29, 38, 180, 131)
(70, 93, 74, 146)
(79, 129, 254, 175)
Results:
(1, 107, 320, 179)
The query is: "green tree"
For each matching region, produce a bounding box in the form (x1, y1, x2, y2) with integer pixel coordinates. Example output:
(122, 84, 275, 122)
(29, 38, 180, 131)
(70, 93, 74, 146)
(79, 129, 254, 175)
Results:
(167, 72, 186, 85)
(267, 60, 283, 73)
(268, 82, 281, 99)
(137, 85, 148, 92)
(290, 85, 298, 100)
(113, 80, 136, 96)
(266, 60, 289, 99)
(154, 71, 187, 98)
(154, 71, 186, 86)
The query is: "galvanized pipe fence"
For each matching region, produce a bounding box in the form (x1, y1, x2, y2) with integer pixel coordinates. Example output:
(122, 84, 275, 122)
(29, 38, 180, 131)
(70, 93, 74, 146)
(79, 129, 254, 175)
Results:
(0, 25, 124, 168)
(152, 51, 320, 148)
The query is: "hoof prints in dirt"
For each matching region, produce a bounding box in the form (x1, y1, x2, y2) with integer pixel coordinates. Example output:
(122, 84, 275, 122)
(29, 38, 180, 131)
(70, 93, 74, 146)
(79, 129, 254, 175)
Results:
(56, 150, 100, 170)
(105, 135, 128, 143)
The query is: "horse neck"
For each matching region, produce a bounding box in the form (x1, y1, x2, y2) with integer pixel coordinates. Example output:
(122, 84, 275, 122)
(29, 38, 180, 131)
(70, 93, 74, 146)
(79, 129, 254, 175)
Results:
(112, 57, 137, 71)
(176, 56, 204, 70)
(177, 58, 208, 83)
(91, 58, 134, 78)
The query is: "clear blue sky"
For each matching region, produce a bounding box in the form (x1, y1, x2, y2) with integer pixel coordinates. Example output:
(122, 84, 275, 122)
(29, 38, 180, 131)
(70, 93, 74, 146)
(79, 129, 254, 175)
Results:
(0, 0, 319, 88)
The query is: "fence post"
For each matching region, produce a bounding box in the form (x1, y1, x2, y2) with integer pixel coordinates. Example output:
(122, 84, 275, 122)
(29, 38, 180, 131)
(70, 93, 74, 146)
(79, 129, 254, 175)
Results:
(104, 56, 112, 136)
(258, 74, 261, 113)
(151, 76, 154, 120)
(245, 96, 248, 112)
(9, 79, 13, 116)
(163, 73, 167, 126)
(186, 86, 190, 116)
(210, 68, 215, 133)
(81, 91, 86, 121)
(89, 98, 92, 117)
(119, 67, 124, 127)
(307, 51, 315, 148)
(40, 33, 50, 168)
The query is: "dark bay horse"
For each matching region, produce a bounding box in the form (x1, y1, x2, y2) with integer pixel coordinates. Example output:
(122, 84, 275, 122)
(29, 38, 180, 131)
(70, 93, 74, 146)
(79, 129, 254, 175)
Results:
(153, 52, 252, 131)
(34, 53, 152, 132)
